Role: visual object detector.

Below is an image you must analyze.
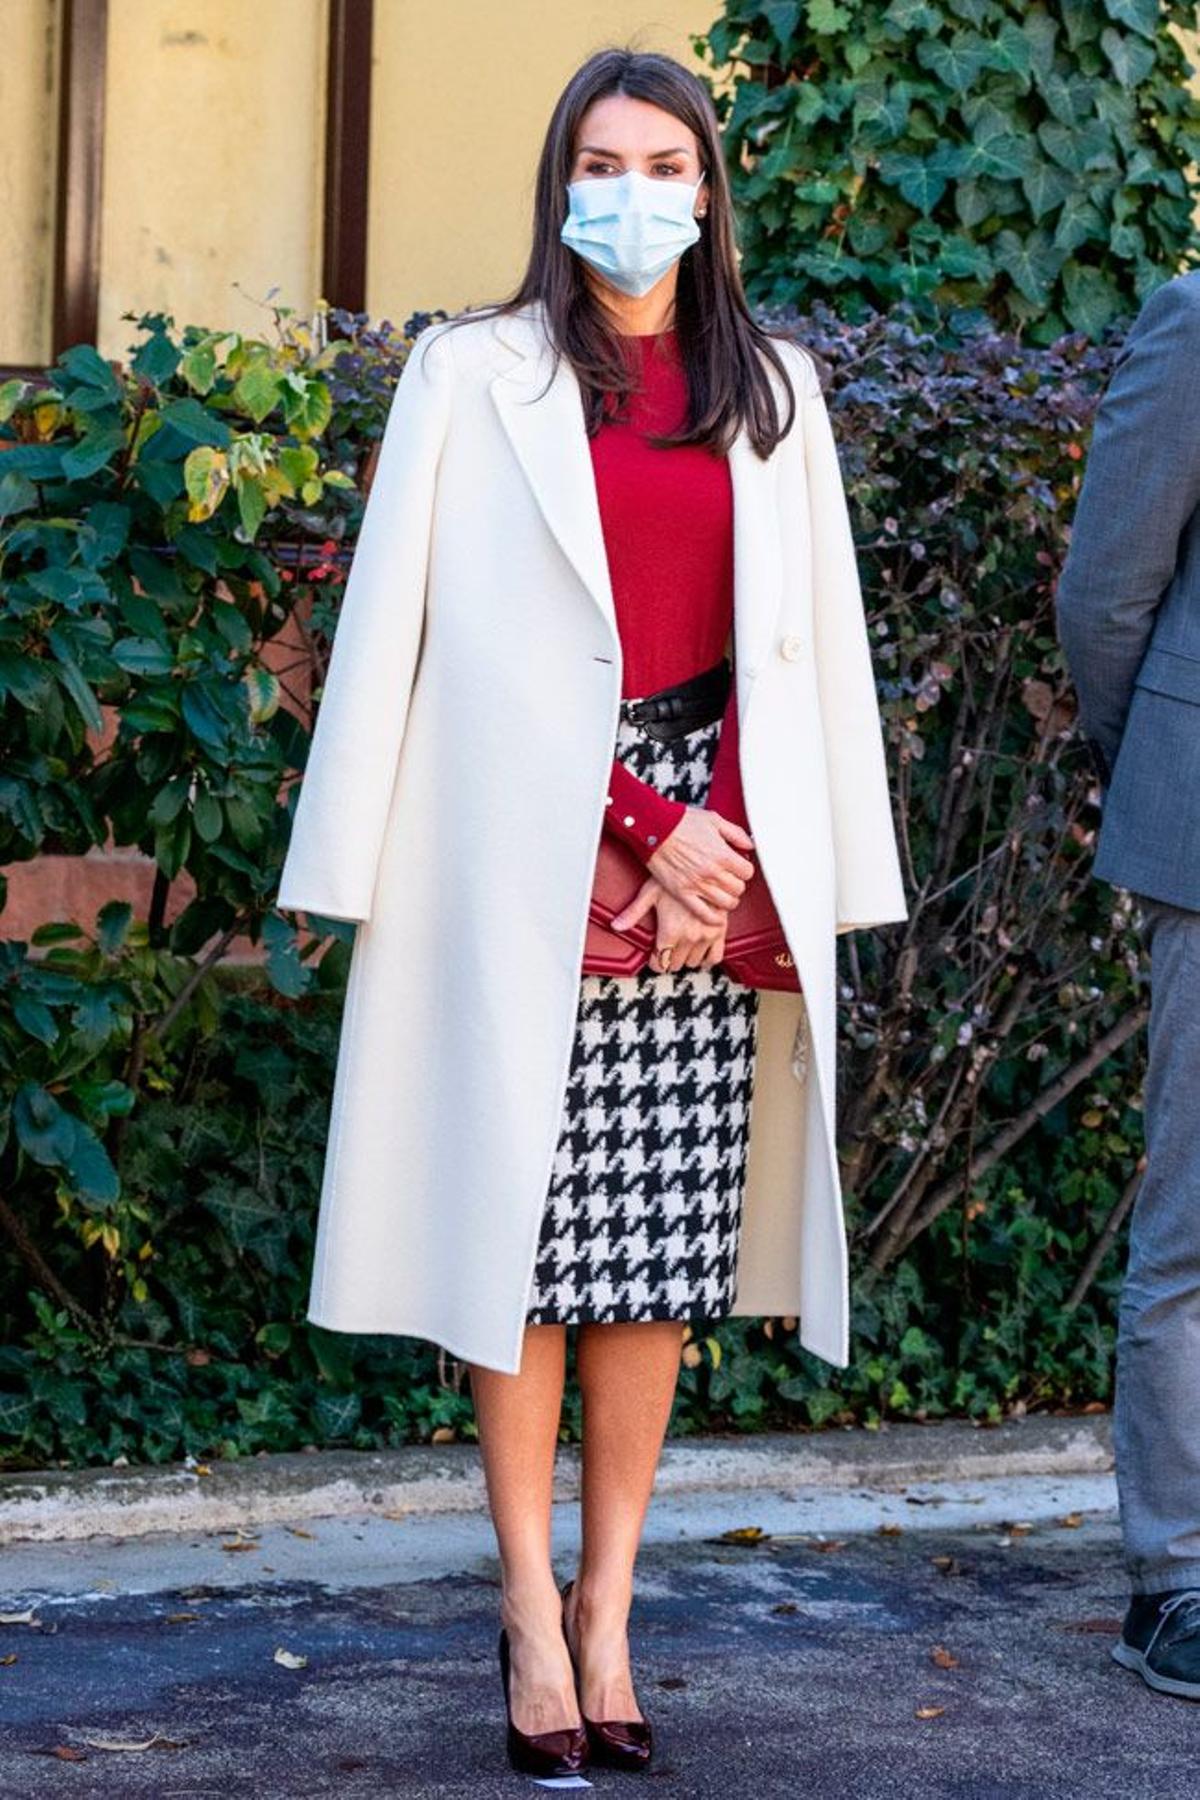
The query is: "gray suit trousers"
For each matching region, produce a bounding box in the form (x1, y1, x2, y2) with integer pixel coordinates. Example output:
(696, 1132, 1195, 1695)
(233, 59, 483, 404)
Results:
(1117, 895, 1200, 1593)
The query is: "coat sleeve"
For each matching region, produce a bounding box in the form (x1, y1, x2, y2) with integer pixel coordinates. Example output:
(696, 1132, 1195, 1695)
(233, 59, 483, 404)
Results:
(276, 321, 455, 924)
(1055, 274, 1200, 787)
(793, 346, 908, 933)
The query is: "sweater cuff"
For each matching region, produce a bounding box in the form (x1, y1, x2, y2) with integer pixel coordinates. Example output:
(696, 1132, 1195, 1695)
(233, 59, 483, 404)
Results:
(605, 756, 688, 863)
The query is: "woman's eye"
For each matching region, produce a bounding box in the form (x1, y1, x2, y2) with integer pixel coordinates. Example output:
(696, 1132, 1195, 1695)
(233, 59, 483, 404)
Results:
(580, 161, 686, 177)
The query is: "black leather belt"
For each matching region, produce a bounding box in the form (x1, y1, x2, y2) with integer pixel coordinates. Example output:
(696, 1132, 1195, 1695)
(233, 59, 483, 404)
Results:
(620, 657, 732, 740)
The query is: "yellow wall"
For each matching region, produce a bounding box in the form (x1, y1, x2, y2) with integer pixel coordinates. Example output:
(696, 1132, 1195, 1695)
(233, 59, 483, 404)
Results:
(98, 0, 328, 360)
(0, 1, 60, 367)
(368, 2, 711, 319)
(0, 0, 712, 365)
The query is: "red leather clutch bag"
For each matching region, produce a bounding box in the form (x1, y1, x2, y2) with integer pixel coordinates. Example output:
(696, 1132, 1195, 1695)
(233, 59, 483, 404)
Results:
(584, 833, 800, 989)
(582, 714, 801, 993)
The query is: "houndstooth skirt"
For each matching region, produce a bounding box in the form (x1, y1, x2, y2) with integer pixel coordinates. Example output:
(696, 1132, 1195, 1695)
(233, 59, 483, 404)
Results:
(524, 705, 761, 1326)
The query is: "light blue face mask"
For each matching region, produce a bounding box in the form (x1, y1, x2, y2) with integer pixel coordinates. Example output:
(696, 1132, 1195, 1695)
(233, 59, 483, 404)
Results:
(559, 168, 706, 298)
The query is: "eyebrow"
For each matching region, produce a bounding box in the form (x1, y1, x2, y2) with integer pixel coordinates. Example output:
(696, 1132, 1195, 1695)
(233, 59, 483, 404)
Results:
(576, 144, 692, 159)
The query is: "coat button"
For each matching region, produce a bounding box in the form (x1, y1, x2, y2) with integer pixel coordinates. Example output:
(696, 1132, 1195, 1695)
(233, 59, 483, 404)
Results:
(780, 633, 803, 661)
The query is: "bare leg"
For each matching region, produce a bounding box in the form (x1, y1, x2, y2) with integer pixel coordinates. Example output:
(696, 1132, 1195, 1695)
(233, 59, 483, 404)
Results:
(466, 1322, 582, 1735)
(563, 1319, 685, 1720)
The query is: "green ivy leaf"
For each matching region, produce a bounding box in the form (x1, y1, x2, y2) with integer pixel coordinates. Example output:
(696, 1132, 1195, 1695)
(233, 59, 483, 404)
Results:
(1100, 26, 1155, 89)
(1054, 193, 1108, 253)
(1022, 8, 1059, 78)
(313, 1391, 362, 1442)
(1102, 0, 1158, 40)
(1038, 118, 1117, 175)
(805, 0, 851, 30)
(882, 0, 942, 30)
(1022, 160, 1074, 223)
(1061, 262, 1124, 337)
(880, 151, 948, 214)
(917, 28, 991, 93)
(993, 227, 1064, 306)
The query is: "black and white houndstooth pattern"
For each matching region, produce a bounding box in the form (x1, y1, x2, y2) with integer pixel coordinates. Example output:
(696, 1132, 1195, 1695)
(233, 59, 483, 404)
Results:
(524, 708, 760, 1326)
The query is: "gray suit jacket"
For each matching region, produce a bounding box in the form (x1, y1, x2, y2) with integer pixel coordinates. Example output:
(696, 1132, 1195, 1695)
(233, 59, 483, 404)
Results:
(1056, 269, 1200, 908)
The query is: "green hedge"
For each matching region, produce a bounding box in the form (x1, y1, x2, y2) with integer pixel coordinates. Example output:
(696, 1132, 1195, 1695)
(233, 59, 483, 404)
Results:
(0, 300, 1146, 1467)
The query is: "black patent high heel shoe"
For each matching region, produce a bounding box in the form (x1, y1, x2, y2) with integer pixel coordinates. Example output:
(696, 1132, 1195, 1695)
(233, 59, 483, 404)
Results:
(560, 1578, 654, 1771)
(497, 1624, 590, 1777)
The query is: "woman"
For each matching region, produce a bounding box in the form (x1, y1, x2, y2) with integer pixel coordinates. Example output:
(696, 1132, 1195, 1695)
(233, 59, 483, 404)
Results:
(276, 46, 905, 1780)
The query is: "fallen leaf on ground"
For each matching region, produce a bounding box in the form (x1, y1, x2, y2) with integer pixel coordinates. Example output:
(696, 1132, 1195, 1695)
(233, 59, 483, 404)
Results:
(878, 1523, 904, 1536)
(1059, 1512, 1084, 1529)
(0, 1611, 38, 1627)
(930, 1555, 967, 1576)
(915, 1705, 946, 1721)
(163, 1613, 200, 1625)
(220, 1540, 259, 1554)
(1061, 1617, 1123, 1635)
(806, 1538, 847, 1554)
(52, 1746, 87, 1762)
(715, 1526, 770, 1544)
(771, 1601, 799, 1615)
(930, 1646, 960, 1669)
(285, 1526, 317, 1540)
(273, 1647, 308, 1670)
(1, 1654, 17, 1666)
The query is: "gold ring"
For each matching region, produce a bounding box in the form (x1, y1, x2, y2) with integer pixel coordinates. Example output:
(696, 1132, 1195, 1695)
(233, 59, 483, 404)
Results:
(659, 944, 676, 970)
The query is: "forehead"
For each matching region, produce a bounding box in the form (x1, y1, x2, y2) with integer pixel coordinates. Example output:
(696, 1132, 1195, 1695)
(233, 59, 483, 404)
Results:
(572, 92, 698, 155)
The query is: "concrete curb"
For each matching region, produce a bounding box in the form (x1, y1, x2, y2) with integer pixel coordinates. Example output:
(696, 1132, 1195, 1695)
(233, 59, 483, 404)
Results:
(0, 1413, 1113, 1546)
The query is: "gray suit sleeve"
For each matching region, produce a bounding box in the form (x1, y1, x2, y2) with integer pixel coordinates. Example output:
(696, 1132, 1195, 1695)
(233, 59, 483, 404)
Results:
(1056, 274, 1200, 784)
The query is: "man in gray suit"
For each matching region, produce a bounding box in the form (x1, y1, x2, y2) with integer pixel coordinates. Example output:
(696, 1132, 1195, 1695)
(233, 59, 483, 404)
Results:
(1057, 267, 1200, 1700)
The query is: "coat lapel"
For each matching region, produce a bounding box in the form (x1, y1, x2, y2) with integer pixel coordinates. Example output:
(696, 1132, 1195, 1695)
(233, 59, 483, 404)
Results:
(488, 302, 784, 723)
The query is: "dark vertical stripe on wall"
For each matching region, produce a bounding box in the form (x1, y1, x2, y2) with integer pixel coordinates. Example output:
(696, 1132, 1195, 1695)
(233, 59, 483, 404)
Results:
(53, 0, 108, 356)
(323, 0, 374, 314)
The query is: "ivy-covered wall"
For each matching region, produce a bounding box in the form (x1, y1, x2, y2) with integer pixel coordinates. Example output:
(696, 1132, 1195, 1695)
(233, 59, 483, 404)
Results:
(699, 0, 1200, 336)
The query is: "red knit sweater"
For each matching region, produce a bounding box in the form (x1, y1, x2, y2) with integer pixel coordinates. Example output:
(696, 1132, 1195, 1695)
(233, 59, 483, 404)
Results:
(592, 327, 740, 860)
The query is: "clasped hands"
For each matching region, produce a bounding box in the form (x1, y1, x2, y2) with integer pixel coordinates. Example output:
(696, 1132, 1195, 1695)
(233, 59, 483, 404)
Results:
(609, 806, 757, 972)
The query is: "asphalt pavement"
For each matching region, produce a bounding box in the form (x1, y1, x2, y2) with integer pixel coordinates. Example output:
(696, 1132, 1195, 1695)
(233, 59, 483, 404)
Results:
(1, 1459, 1196, 1800)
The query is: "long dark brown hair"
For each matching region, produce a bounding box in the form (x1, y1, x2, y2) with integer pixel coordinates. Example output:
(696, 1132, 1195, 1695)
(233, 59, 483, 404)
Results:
(437, 46, 801, 459)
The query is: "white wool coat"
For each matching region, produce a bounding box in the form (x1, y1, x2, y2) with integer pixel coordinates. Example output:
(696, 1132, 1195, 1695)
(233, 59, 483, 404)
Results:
(276, 299, 907, 1374)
